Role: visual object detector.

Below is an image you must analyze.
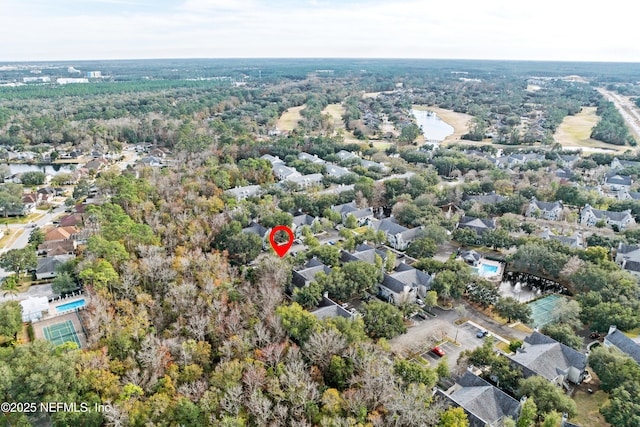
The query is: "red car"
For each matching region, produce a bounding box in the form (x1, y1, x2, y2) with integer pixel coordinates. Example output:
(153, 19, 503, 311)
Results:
(431, 346, 445, 357)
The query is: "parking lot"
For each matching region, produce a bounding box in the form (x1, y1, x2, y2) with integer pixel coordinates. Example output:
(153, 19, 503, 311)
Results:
(392, 316, 504, 367)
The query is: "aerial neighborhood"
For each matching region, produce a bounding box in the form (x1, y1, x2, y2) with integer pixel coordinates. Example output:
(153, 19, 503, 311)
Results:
(2, 59, 640, 426)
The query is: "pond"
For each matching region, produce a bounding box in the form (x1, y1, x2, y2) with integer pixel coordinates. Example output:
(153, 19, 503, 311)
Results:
(3, 163, 77, 176)
(412, 109, 454, 142)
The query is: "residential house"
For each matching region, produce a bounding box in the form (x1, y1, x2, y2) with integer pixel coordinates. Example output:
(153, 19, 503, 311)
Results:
(336, 150, 358, 162)
(272, 163, 301, 181)
(310, 295, 354, 320)
(508, 331, 588, 387)
(37, 240, 76, 257)
(580, 204, 635, 230)
(260, 154, 284, 166)
(526, 197, 564, 221)
(331, 202, 375, 226)
(539, 228, 582, 249)
(285, 173, 323, 188)
(292, 259, 332, 289)
(463, 193, 506, 206)
(559, 154, 580, 168)
(379, 263, 434, 304)
(372, 218, 423, 251)
(604, 172, 632, 191)
(555, 168, 574, 180)
(59, 213, 84, 228)
(611, 157, 640, 171)
(22, 193, 38, 214)
(458, 249, 481, 267)
(292, 214, 319, 238)
(435, 371, 522, 427)
(44, 226, 78, 242)
(241, 221, 269, 249)
(37, 187, 56, 200)
(297, 152, 326, 164)
(604, 325, 640, 365)
(457, 216, 496, 238)
(138, 156, 162, 167)
(615, 243, 640, 266)
(340, 243, 389, 265)
(360, 159, 388, 171)
(325, 163, 351, 178)
(35, 254, 75, 280)
(617, 189, 640, 201)
(85, 159, 107, 172)
(226, 185, 262, 200)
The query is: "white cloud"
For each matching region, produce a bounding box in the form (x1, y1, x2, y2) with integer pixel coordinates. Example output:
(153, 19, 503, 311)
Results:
(0, 0, 638, 61)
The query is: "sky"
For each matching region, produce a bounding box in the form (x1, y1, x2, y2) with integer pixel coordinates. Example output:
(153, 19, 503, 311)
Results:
(0, 0, 638, 62)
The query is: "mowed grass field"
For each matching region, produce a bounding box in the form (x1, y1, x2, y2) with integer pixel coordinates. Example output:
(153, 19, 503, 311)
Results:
(554, 107, 627, 152)
(322, 103, 345, 131)
(276, 105, 305, 131)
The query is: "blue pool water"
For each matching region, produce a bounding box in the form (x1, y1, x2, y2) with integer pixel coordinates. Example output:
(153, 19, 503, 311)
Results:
(472, 263, 500, 277)
(55, 299, 86, 313)
(481, 264, 499, 274)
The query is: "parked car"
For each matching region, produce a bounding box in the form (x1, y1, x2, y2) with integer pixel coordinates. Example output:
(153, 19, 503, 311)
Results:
(589, 332, 601, 339)
(431, 346, 445, 357)
(477, 330, 489, 338)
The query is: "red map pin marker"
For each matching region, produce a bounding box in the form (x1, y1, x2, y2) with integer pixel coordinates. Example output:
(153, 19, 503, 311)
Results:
(269, 225, 294, 257)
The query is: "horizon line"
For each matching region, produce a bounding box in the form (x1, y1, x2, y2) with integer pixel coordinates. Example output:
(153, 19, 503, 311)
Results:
(2, 57, 640, 65)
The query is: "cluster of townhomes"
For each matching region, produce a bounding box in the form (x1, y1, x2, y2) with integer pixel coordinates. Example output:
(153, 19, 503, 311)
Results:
(436, 331, 587, 427)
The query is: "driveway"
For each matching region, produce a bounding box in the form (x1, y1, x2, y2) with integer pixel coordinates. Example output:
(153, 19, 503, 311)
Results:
(0, 283, 53, 303)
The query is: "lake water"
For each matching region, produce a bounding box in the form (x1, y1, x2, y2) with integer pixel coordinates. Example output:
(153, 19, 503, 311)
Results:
(3, 163, 76, 175)
(412, 109, 454, 142)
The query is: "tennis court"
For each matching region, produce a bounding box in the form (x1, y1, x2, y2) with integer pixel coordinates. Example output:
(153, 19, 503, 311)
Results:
(43, 320, 81, 348)
(527, 294, 565, 328)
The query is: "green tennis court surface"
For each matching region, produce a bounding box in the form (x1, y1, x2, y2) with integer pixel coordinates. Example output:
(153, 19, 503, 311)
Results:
(43, 320, 81, 348)
(527, 294, 565, 328)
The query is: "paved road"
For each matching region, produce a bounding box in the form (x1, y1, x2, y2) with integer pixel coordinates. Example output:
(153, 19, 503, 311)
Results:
(0, 283, 52, 303)
(0, 204, 68, 281)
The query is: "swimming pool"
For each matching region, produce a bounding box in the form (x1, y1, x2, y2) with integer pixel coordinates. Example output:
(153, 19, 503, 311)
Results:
(472, 263, 500, 277)
(55, 299, 86, 313)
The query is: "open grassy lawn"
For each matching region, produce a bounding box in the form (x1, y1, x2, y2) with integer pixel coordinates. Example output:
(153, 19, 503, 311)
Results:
(571, 390, 610, 427)
(0, 229, 24, 250)
(0, 212, 44, 225)
(276, 105, 305, 132)
(554, 107, 627, 152)
(322, 103, 345, 131)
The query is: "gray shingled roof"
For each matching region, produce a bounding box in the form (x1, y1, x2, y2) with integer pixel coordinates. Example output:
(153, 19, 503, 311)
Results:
(463, 193, 506, 204)
(606, 328, 640, 365)
(530, 197, 562, 212)
(617, 243, 640, 255)
(377, 218, 409, 235)
(436, 372, 521, 427)
(458, 216, 496, 235)
(291, 260, 331, 288)
(605, 173, 632, 186)
(510, 332, 587, 382)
